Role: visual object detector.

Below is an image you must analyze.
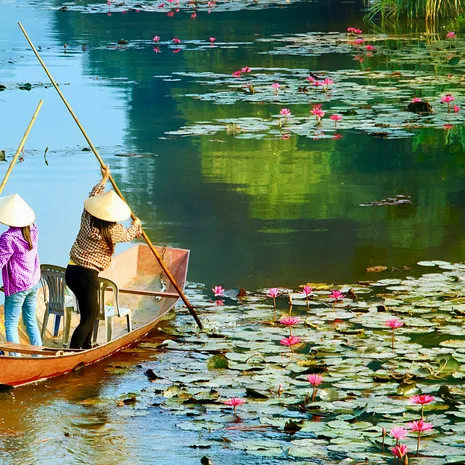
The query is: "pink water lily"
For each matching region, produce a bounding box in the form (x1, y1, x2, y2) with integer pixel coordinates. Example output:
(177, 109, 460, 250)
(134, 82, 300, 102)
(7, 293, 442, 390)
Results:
(330, 114, 342, 127)
(280, 108, 291, 117)
(241, 66, 251, 73)
(279, 316, 301, 335)
(412, 97, 422, 102)
(153, 46, 160, 53)
(172, 37, 181, 44)
(333, 133, 342, 140)
(212, 285, 225, 297)
(209, 37, 216, 43)
(232, 70, 242, 77)
(329, 290, 345, 301)
(446, 31, 456, 39)
(306, 75, 315, 82)
(392, 444, 408, 460)
(390, 426, 408, 443)
(224, 397, 245, 415)
(454, 104, 460, 113)
(307, 374, 323, 402)
(310, 107, 325, 122)
(410, 394, 434, 420)
(354, 38, 364, 45)
(365, 44, 376, 51)
(280, 335, 302, 353)
(441, 94, 455, 113)
(303, 285, 313, 296)
(272, 82, 280, 94)
(191, 12, 197, 18)
(408, 420, 433, 455)
(153, 35, 161, 42)
(323, 78, 333, 88)
(267, 287, 280, 311)
(354, 28, 362, 34)
(312, 80, 324, 88)
(385, 319, 403, 349)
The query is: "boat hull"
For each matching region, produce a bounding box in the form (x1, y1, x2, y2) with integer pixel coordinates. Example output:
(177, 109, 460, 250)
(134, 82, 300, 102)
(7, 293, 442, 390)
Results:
(0, 244, 189, 387)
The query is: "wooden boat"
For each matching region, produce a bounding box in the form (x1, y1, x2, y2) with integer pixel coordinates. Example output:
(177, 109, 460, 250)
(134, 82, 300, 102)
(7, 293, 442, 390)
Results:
(0, 243, 189, 388)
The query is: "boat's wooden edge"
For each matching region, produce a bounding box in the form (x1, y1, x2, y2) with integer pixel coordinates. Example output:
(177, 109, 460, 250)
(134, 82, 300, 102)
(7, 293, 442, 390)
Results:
(0, 342, 84, 356)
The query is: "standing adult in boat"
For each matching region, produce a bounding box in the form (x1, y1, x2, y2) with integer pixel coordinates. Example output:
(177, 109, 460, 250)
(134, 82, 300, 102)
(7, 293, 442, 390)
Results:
(66, 165, 142, 349)
(0, 194, 42, 349)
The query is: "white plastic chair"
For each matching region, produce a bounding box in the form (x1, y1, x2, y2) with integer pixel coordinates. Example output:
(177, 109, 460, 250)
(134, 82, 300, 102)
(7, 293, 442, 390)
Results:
(92, 277, 132, 344)
(40, 264, 77, 347)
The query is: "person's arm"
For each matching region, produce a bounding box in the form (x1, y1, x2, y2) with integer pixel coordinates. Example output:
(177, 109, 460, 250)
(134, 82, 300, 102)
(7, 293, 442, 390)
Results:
(89, 165, 110, 198)
(0, 235, 14, 273)
(111, 218, 142, 243)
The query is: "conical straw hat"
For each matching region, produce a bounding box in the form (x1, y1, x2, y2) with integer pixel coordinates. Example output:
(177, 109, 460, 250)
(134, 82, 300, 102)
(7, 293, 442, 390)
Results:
(84, 190, 131, 222)
(0, 194, 35, 227)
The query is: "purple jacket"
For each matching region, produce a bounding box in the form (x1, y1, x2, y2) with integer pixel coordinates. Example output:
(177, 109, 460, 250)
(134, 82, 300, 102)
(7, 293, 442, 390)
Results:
(0, 224, 40, 296)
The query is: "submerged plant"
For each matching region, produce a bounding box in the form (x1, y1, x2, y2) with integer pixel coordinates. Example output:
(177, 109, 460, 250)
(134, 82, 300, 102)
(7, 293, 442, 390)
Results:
(224, 397, 245, 415)
(410, 394, 434, 420)
(407, 420, 433, 455)
(307, 374, 323, 402)
(385, 319, 404, 349)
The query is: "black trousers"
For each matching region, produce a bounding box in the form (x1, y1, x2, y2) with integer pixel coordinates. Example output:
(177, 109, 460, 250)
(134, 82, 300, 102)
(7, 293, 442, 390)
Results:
(66, 265, 99, 349)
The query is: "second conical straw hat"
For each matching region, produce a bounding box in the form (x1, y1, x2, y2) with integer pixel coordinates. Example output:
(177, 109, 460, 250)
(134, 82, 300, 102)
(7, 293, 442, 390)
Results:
(0, 194, 35, 227)
(84, 190, 131, 222)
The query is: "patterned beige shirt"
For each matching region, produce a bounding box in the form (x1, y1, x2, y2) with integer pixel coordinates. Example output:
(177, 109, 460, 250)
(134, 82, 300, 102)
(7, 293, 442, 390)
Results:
(70, 182, 142, 272)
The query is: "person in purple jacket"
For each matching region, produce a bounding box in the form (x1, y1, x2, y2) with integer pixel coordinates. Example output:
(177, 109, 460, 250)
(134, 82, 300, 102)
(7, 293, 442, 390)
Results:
(0, 194, 41, 348)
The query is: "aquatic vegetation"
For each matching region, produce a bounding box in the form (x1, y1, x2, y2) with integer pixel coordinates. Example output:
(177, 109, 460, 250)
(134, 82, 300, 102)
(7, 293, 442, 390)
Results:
(408, 420, 433, 454)
(223, 397, 245, 415)
(392, 443, 408, 463)
(385, 318, 404, 349)
(278, 315, 300, 335)
(212, 285, 225, 297)
(410, 394, 435, 420)
(441, 94, 455, 113)
(390, 426, 408, 443)
(266, 287, 280, 310)
(279, 334, 301, 352)
(307, 373, 323, 402)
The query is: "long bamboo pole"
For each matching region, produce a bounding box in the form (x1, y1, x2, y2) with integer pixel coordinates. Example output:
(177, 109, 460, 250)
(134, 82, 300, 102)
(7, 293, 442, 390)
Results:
(18, 23, 203, 329)
(0, 100, 43, 195)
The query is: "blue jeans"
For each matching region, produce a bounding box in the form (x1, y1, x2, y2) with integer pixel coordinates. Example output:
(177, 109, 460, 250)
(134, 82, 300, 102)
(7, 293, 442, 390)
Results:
(4, 283, 42, 349)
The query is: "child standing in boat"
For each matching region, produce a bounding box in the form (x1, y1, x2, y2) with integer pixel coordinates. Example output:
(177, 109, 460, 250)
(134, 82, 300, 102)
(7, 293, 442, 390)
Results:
(66, 165, 142, 349)
(0, 194, 42, 349)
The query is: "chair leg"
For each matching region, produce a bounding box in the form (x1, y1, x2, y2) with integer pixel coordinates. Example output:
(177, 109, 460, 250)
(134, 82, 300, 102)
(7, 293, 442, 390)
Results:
(126, 312, 132, 333)
(63, 308, 72, 347)
(106, 316, 113, 342)
(41, 308, 50, 340)
(53, 315, 62, 337)
(92, 320, 99, 343)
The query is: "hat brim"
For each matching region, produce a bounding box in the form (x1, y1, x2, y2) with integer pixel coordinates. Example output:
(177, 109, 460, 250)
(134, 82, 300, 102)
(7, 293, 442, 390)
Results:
(84, 190, 131, 222)
(0, 194, 35, 227)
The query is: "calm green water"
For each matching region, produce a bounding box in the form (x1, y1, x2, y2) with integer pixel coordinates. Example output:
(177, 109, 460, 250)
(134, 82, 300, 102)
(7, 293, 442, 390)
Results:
(0, 0, 464, 463)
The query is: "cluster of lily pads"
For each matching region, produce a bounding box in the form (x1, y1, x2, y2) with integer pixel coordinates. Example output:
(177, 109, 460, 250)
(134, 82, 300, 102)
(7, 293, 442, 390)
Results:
(161, 28, 464, 140)
(110, 259, 465, 464)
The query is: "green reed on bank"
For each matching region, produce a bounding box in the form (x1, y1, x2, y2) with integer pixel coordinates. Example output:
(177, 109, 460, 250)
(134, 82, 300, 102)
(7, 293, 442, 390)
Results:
(366, 0, 463, 21)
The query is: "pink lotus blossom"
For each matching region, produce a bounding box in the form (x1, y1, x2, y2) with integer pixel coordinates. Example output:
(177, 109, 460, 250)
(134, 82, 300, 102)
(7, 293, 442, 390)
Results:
(365, 44, 376, 51)
(329, 290, 345, 301)
(307, 374, 323, 387)
(241, 66, 251, 73)
(454, 104, 460, 113)
(158, 3, 165, 7)
(408, 420, 433, 432)
(390, 426, 408, 441)
(442, 94, 455, 103)
(310, 107, 325, 120)
(209, 37, 216, 43)
(323, 78, 333, 86)
(153, 35, 161, 42)
(410, 394, 434, 405)
(412, 97, 422, 102)
(353, 55, 364, 63)
(280, 335, 302, 352)
(272, 82, 280, 94)
(312, 80, 324, 88)
(191, 12, 197, 18)
(385, 319, 403, 329)
(303, 285, 313, 296)
(333, 133, 342, 140)
(354, 28, 362, 34)
(267, 288, 280, 299)
(172, 37, 181, 44)
(107, 0, 111, 5)
(212, 285, 225, 297)
(410, 395, 434, 420)
(408, 420, 433, 454)
(279, 316, 300, 334)
(153, 46, 161, 53)
(443, 123, 454, 130)
(446, 31, 456, 39)
(392, 444, 408, 459)
(354, 38, 364, 45)
(347, 27, 356, 33)
(279, 316, 301, 326)
(232, 70, 242, 77)
(330, 114, 342, 127)
(224, 397, 245, 414)
(267, 287, 280, 311)
(280, 108, 291, 117)
(306, 75, 315, 82)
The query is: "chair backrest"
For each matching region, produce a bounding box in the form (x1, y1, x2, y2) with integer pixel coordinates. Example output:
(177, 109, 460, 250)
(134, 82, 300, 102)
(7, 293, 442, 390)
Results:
(40, 264, 67, 312)
(97, 277, 123, 318)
